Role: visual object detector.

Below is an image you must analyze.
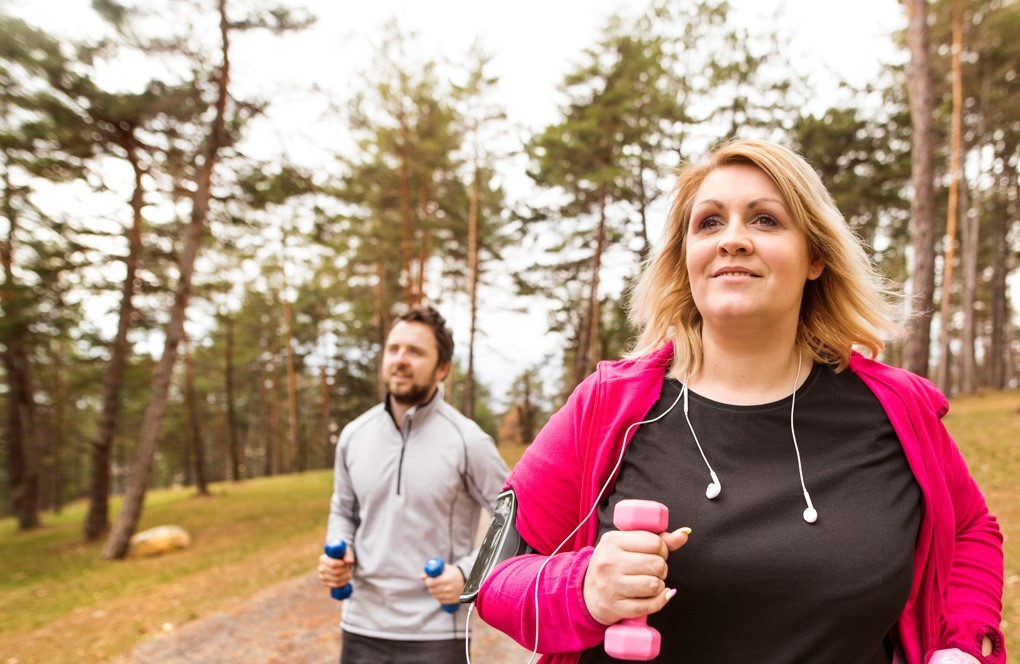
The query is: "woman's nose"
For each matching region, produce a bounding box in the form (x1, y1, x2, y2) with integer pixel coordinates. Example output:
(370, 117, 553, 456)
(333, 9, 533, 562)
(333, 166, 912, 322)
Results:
(717, 222, 752, 255)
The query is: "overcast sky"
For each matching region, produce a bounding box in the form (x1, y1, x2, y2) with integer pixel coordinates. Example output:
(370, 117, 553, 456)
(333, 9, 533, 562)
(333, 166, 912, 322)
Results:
(9, 0, 908, 404)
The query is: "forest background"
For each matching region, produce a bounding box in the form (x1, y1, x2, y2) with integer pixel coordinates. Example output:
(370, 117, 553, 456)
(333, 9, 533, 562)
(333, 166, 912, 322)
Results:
(0, 0, 1018, 569)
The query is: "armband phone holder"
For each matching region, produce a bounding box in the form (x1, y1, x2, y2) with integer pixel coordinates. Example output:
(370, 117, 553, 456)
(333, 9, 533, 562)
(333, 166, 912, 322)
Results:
(460, 489, 531, 603)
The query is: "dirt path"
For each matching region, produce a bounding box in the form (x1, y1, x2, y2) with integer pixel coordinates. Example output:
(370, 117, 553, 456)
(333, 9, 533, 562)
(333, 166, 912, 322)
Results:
(110, 572, 530, 664)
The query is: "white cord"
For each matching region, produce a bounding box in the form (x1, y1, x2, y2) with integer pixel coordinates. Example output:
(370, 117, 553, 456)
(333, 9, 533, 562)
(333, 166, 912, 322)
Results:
(787, 353, 818, 523)
(465, 602, 474, 663)
(681, 374, 720, 499)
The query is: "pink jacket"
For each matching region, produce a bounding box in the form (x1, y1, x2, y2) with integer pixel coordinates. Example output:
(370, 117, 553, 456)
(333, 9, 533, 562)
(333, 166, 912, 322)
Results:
(476, 344, 1005, 663)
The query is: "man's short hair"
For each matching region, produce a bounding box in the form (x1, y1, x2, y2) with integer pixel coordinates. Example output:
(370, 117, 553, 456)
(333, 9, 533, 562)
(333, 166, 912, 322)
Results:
(393, 304, 454, 367)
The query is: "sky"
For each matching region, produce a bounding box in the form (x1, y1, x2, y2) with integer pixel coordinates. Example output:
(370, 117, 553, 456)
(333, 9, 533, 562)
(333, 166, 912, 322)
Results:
(8, 0, 909, 405)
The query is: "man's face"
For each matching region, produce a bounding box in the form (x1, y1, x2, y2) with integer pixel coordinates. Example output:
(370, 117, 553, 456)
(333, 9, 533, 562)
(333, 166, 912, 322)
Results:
(381, 320, 449, 407)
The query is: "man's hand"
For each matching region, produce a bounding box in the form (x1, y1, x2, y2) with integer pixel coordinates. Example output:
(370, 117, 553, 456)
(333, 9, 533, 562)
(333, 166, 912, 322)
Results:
(421, 564, 465, 606)
(317, 547, 355, 589)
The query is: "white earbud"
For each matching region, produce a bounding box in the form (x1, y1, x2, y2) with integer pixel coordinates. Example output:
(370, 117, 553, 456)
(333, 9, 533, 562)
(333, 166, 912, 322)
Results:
(706, 472, 721, 499)
(802, 492, 817, 523)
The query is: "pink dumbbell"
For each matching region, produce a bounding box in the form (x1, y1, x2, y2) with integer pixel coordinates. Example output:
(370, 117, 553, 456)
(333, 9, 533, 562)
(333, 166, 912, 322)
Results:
(603, 499, 670, 661)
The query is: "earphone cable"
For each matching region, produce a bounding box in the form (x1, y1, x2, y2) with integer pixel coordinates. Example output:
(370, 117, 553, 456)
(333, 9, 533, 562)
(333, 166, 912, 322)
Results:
(790, 352, 806, 490)
(788, 353, 818, 522)
(465, 602, 474, 663)
(681, 375, 717, 483)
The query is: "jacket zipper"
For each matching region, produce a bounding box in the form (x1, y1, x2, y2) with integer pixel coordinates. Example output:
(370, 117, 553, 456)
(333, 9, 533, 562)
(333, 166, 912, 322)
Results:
(395, 414, 412, 495)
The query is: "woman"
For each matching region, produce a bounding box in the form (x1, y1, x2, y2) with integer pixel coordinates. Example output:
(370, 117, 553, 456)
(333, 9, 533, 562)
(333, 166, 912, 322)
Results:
(475, 139, 1004, 663)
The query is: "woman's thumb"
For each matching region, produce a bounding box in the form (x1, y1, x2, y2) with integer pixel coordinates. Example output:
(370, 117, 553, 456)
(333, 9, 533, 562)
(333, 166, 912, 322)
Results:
(661, 526, 692, 552)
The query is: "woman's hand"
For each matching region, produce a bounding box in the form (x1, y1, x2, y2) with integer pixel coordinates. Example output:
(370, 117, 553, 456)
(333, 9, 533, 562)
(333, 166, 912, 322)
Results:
(928, 634, 995, 663)
(582, 526, 691, 626)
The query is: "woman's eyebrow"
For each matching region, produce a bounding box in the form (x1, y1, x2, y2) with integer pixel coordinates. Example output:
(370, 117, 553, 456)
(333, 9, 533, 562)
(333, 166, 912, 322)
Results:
(693, 197, 787, 210)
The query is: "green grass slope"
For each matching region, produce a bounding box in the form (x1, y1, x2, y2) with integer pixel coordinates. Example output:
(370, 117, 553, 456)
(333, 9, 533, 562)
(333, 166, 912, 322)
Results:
(0, 472, 335, 662)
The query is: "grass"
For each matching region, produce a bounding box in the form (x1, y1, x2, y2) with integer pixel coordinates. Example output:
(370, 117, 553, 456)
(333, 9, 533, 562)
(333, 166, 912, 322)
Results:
(0, 392, 1017, 663)
(0, 472, 337, 663)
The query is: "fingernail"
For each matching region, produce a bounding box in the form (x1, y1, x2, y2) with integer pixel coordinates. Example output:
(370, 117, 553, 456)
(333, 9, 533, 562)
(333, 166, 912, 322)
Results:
(666, 588, 677, 601)
(678, 527, 692, 536)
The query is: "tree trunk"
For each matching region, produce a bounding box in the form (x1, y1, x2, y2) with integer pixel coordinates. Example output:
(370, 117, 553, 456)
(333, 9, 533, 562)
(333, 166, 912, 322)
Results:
(398, 105, 414, 306)
(414, 230, 429, 307)
(47, 341, 66, 514)
(319, 361, 332, 469)
(464, 167, 480, 419)
(520, 372, 535, 445)
(183, 336, 210, 496)
(413, 184, 432, 306)
(1, 166, 41, 531)
(266, 339, 280, 476)
(282, 293, 302, 472)
(3, 339, 40, 530)
(101, 0, 231, 559)
(257, 339, 274, 476)
(903, 0, 938, 378)
(223, 313, 241, 480)
(987, 186, 1009, 389)
(573, 189, 608, 388)
(84, 131, 145, 541)
(959, 176, 977, 394)
(936, 0, 964, 394)
(374, 238, 393, 400)
(637, 167, 652, 262)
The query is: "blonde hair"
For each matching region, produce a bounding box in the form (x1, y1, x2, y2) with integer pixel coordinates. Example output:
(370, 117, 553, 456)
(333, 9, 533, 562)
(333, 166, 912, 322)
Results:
(628, 138, 902, 377)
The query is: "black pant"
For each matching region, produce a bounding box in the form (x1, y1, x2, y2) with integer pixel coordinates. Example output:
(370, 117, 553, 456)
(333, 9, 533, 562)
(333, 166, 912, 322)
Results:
(340, 631, 468, 664)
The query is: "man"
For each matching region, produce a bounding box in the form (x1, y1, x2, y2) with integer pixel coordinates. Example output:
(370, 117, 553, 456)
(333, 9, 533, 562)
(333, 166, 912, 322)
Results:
(317, 304, 509, 664)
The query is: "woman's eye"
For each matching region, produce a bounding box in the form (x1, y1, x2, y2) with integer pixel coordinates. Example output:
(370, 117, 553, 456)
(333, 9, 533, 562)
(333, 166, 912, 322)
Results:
(753, 214, 780, 228)
(696, 215, 721, 231)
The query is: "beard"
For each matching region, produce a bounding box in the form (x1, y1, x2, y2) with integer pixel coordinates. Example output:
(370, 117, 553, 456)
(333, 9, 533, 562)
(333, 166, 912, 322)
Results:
(388, 376, 436, 406)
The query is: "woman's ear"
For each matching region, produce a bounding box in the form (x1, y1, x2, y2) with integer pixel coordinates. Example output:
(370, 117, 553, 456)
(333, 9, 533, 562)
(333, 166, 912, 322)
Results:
(807, 258, 825, 281)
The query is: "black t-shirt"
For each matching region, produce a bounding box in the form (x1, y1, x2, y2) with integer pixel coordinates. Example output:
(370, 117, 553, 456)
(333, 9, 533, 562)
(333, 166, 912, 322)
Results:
(580, 364, 921, 664)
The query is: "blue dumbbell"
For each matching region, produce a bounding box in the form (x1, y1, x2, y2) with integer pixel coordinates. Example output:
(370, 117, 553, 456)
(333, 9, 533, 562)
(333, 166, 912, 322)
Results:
(324, 539, 353, 601)
(423, 557, 460, 613)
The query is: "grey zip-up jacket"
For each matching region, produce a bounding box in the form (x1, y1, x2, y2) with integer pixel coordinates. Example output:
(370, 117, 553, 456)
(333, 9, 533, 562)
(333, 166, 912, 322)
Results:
(327, 389, 509, 641)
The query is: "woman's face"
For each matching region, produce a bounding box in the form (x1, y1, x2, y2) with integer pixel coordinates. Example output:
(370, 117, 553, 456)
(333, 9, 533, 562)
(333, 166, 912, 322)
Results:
(685, 164, 824, 333)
